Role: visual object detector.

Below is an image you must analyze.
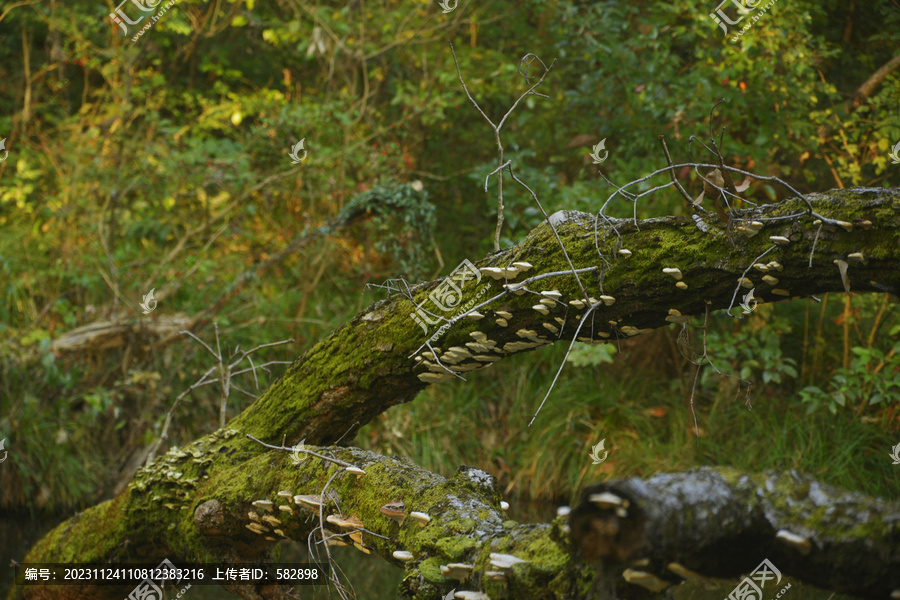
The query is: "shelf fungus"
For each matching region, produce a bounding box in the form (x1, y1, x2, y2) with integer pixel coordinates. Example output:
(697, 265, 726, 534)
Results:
(466, 311, 485, 320)
(619, 325, 640, 337)
(541, 290, 563, 299)
(454, 592, 490, 600)
(494, 310, 513, 319)
(252, 500, 274, 512)
(665, 309, 689, 324)
(543, 323, 559, 334)
(278, 505, 293, 514)
(622, 569, 671, 592)
(345, 465, 366, 477)
(599, 295, 616, 306)
(418, 372, 452, 383)
(490, 553, 528, 571)
(589, 492, 629, 509)
(246, 523, 268, 535)
(512, 261, 533, 271)
(848, 252, 867, 265)
(327, 514, 364, 530)
(262, 515, 282, 527)
(474, 354, 502, 362)
(775, 529, 812, 555)
(662, 267, 683, 280)
(410, 511, 431, 527)
(248, 511, 260, 522)
(737, 277, 753, 289)
(666, 562, 704, 581)
(835, 220, 853, 232)
(539, 298, 556, 307)
(484, 570, 507, 582)
(326, 537, 350, 547)
(480, 267, 505, 280)
(392, 550, 415, 562)
(503, 284, 526, 296)
(495, 318, 508, 327)
(767, 261, 783, 271)
(501, 267, 520, 279)
(277, 491, 293, 499)
(274, 529, 286, 538)
(771, 289, 790, 296)
(294, 494, 326, 510)
(440, 563, 475, 582)
(532, 304, 550, 315)
(381, 501, 407, 525)
(675, 281, 688, 290)
(569, 299, 586, 309)
(762, 275, 779, 285)
(769, 235, 791, 245)
(618, 249, 632, 258)
(752, 263, 769, 272)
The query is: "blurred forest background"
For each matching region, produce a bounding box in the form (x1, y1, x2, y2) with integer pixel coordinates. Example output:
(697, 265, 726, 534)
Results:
(1, 0, 899, 597)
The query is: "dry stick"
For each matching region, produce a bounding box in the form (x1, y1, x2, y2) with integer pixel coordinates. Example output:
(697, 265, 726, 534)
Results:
(449, 42, 556, 251)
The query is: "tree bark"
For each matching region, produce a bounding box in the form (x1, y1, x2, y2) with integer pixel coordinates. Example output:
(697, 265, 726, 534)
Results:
(10, 187, 900, 600)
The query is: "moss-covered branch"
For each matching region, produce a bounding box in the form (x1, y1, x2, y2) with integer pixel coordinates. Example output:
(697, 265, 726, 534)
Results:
(11, 187, 900, 599)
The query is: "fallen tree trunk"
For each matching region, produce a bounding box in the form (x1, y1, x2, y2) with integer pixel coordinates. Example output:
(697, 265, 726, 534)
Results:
(10, 187, 900, 600)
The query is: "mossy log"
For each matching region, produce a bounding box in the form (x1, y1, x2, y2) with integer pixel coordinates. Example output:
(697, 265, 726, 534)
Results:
(10, 187, 900, 600)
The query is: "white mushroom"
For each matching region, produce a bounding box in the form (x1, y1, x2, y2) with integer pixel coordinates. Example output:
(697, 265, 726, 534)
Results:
(619, 325, 640, 336)
(500, 501, 510, 511)
(474, 355, 502, 362)
(738, 277, 754, 289)
(277, 491, 293, 498)
(762, 275, 779, 285)
(278, 505, 293, 514)
(556, 505, 571, 517)
(501, 267, 520, 279)
(662, 267, 683, 280)
(440, 563, 474, 581)
(393, 550, 415, 562)
(512, 261, 533, 271)
(418, 372, 452, 383)
(345, 465, 366, 477)
(752, 263, 770, 272)
(541, 290, 563, 299)
(848, 252, 867, 265)
(495, 318, 508, 327)
(675, 281, 688, 290)
(589, 492, 628, 509)
(835, 220, 853, 232)
(466, 311, 484, 320)
(409, 511, 431, 527)
(600, 295, 616, 306)
(252, 500, 274, 512)
(569, 299, 586, 309)
(454, 592, 490, 600)
(767, 261, 783, 271)
(480, 267, 505, 280)
(490, 553, 528, 571)
(495, 310, 513, 319)
(532, 304, 550, 315)
(543, 323, 559, 334)
(775, 529, 812, 555)
(539, 298, 556, 307)
(618, 249, 632, 258)
(769, 235, 790, 245)
(470, 331, 487, 342)
(484, 570, 507, 582)
(262, 515, 282, 527)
